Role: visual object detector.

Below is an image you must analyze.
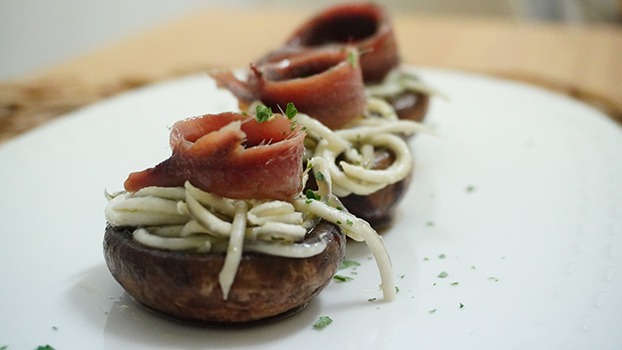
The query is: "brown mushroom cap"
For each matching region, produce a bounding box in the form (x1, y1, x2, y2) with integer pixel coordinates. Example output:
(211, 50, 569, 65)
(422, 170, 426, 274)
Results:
(103, 220, 345, 324)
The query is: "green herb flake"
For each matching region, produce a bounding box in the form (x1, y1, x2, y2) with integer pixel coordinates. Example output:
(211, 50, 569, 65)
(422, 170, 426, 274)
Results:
(426, 221, 434, 227)
(313, 315, 333, 330)
(335, 205, 344, 211)
(333, 275, 353, 282)
(285, 102, 298, 119)
(315, 172, 325, 181)
(428, 309, 437, 314)
(466, 185, 476, 193)
(255, 104, 273, 123)
(399, 274, 405, 279)
(305, 189, 321, 201)
(346, 219, 353, 226)
(368, 297, 377, 302)
(438, 253, 446, 259)
(459, 303, 465, 309)
(488, 277, 499, 282)
(339, 260, 361, 270)
(1, 346, 7, 350)
(395, 286, 400, 293)
(36, 346, 55, 350)
(438, 271, 448, 278)
(347, 50, 358, 68)
(450, 281, 459, 286)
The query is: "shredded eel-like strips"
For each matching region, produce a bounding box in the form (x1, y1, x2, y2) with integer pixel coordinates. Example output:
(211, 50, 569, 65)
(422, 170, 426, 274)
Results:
(295, 109, 429, 197)
(218, 201, 248, 299)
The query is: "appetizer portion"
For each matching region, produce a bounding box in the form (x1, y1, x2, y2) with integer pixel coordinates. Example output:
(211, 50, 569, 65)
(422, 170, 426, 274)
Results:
(104, 109, 396, 324)
(258, 2, 433, 122)
(210, 3, 438, 228)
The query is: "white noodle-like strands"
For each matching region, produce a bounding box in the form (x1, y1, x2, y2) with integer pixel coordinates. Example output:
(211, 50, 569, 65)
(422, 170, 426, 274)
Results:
(292, 197, 396, 301)
(365, 66, 447, 100)
(133, 228, 211, 251)
(243, 235, 328, 257)
(185, 181, 236, 216)
(219, 201, 248, 300)
(339, 134, 413, 185)
(254, 222, 307, 241)
(304, 157, 395, 300)
(131, 186, 186, 201)
(184, 192, 232, 237)
(105, 193, 188, 226)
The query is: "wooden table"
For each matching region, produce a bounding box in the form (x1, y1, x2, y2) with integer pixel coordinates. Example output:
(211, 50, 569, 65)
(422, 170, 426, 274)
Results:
(1, 8, 621, 142)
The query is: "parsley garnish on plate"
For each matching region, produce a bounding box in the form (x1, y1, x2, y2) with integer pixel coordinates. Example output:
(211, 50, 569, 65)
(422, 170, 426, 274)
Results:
(313, 315, 333, 330)
(438, 271, 448, 278)
(36, 346, 55, 350)
(339, 260, 361, 270)
(333, 275, 353, 282)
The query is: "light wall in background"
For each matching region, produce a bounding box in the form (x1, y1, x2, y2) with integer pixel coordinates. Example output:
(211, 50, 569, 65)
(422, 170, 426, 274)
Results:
(0, 0, 619, 80)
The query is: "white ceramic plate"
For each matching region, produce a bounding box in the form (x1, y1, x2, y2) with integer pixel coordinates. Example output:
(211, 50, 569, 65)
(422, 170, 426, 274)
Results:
(1, 68, 621, 349)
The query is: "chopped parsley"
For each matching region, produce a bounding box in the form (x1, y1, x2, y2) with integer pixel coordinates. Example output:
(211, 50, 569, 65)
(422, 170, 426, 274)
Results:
(368, 297, 377, 302)
(459, 303, 465, 309)
(438, 271, 448, 278)
(488, 277, 499, 282)
(333, 275, 353, 282)
(347, 50, 358, 68)
(339, 260, 361, 270)
(428, 309, 437, 314)
(346, 219, 353, 226)
(466, 185, 476, 193)
(313, 315, 333, 330)
(450, 281, 459, 286)
(285, 102, 298, 119)
(255, 104, 273, 123)
(36, 346, 55, 350)
(314, 172, 325, 181)
(305, 189, 321, 201)
(438, 253, 446, 259)
(426, 221, 434, 227)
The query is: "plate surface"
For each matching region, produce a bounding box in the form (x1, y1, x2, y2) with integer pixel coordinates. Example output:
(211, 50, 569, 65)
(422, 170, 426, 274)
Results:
(1, 68, 621, 349)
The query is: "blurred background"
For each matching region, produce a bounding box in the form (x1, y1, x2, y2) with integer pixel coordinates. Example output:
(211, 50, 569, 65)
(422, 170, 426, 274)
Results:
(1, 0, 620, 81)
